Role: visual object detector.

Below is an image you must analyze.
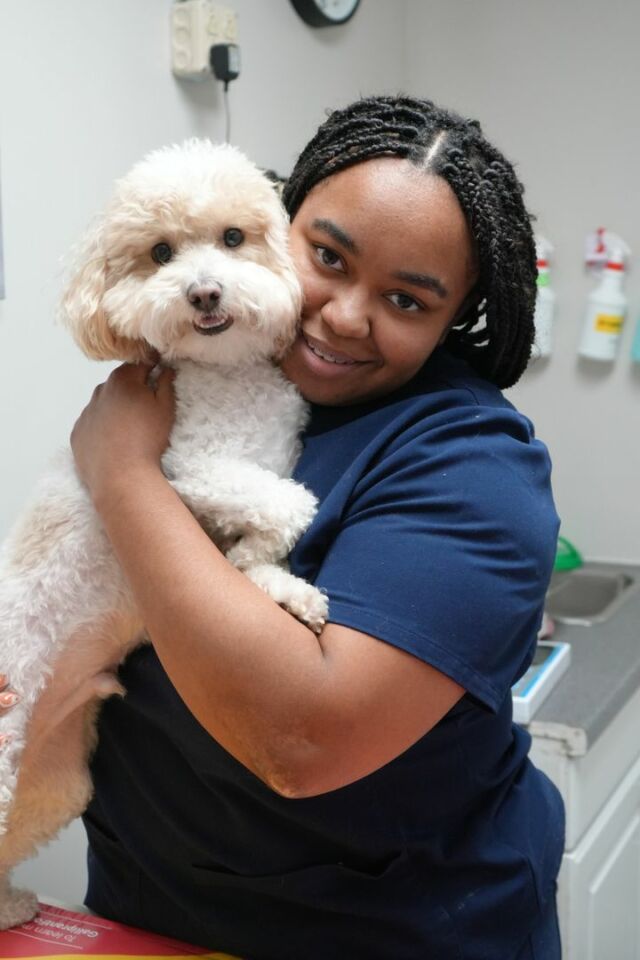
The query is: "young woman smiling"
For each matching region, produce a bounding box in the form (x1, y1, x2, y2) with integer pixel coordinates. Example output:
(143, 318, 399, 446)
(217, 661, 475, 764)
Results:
(62, 96, 564, 958)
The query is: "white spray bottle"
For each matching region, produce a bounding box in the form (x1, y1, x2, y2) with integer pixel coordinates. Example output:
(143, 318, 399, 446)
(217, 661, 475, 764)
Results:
(533, 236, 555, 358)
(578, 234, 630, 362)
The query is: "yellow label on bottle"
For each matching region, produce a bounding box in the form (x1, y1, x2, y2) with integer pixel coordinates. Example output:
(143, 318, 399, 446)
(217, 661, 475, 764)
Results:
(595, 313, 624, 334)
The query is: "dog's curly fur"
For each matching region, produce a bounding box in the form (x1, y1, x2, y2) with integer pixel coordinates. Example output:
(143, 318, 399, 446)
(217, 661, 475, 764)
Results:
(0, 140, 327, 928)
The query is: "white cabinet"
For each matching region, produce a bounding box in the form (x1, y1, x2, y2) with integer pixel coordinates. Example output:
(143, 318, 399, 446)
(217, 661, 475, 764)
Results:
(529, 684, 640, 959)
(564, 758, 640, 960)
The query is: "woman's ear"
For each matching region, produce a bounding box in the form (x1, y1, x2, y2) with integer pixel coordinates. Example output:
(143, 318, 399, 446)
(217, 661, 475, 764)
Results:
(441, 285, 482, 344)
(59, 218, 149, 363)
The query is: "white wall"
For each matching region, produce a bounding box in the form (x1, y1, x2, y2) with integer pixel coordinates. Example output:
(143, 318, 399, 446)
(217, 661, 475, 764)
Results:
(405, 0, 640, 563)
(0, 0, 407, 905)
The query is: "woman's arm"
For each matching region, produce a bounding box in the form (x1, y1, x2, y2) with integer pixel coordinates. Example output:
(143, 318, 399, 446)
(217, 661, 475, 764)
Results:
(70, 364, 464, 798)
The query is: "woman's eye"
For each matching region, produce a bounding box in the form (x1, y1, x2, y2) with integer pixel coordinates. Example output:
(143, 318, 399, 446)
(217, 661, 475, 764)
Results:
(224, 227, 245, 248)
(151, 242, 173, 265)
(314, 245, 345, 272)
(387, 292, 423, 312)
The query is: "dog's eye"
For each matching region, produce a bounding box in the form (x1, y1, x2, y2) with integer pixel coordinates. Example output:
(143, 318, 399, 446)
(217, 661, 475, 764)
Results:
(223, 228, 244, 248)
(151, 242, 173, 265)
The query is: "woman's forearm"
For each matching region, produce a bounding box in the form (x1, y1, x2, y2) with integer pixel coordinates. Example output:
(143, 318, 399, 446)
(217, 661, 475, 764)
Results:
(69, 366, 462, 798)
(93, 464, 332, 796)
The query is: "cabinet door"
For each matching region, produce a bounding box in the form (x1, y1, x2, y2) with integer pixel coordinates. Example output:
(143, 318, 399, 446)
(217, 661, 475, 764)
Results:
(561, 752, 640, 959)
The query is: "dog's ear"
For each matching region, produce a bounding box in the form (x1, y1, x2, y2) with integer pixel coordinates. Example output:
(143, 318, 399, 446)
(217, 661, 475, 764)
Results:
(264, 210, 303, 360)
(59, 217, 149, 363)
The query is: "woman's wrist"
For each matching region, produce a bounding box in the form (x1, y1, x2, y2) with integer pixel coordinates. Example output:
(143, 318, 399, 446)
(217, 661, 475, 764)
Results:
(89, 459, 166, 518)
(70, 363, 176, 514)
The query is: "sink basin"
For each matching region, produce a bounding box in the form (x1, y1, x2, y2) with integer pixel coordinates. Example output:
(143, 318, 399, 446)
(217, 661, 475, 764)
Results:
(545, 568, 639, 626)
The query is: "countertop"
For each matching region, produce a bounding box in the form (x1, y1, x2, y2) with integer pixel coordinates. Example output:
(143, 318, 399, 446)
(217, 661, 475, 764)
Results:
(526, 562, 640, 756)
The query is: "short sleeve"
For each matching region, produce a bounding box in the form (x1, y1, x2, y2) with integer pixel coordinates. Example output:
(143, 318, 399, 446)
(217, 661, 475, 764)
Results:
(314, 403, 559, 712)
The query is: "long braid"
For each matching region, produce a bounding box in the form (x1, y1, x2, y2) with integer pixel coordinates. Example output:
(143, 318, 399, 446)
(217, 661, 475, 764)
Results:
(282, 95, 536, 389)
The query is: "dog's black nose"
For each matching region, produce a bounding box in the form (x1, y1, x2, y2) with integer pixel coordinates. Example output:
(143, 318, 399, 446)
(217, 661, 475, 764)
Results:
(187, 282, 222, 312)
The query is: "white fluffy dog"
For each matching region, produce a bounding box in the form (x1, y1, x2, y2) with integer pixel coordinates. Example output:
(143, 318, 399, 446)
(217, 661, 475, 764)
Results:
(0, 140, 327, 928)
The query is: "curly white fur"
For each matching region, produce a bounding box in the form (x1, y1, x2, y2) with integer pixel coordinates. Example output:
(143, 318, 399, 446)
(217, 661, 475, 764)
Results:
(0, 140, 327, 928)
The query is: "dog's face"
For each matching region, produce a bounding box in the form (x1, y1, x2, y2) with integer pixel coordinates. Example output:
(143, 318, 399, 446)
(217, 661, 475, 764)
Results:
(61, 141, 302, 367)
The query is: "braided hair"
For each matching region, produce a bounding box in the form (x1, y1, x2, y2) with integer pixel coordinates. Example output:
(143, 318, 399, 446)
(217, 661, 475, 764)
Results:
(282, 95, 536, 389)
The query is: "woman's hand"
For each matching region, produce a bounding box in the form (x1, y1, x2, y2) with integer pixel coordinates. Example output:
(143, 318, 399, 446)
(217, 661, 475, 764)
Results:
(0, 675, 19, 710)
(0, 674, 20, 746)
(70, 362, 176, 505)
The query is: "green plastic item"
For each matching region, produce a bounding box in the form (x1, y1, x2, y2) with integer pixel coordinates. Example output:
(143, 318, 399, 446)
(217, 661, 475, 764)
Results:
(554, 536, 583, 572)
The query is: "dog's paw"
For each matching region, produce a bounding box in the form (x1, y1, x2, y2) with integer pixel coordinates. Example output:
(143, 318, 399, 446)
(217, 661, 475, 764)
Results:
(284, 582, 329, 634)
(243, 564, 328, 633)
(0, 880, 38, 930)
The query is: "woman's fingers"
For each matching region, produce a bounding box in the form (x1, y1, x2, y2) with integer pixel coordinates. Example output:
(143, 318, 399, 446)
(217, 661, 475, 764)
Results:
(0, 674, 20, 709)
(0, 677, 20, 744)
(0, 689, 19, 709)
(153, 365, 176, 396)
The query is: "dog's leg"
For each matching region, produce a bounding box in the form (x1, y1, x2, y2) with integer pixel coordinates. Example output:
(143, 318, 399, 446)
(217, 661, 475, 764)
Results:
(0, 693, 101, 930)
(0, 608, 139, 929)
(0, 450, 139, 835)
(170, 457, 318, 559)
(169, 457, 327, 630)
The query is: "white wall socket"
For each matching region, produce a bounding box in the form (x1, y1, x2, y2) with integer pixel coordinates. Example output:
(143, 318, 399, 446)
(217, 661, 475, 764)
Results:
(171, 1, 238, 80)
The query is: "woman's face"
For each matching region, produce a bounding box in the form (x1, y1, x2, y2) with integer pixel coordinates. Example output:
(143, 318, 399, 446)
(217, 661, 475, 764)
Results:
(280, 157, 477, 406)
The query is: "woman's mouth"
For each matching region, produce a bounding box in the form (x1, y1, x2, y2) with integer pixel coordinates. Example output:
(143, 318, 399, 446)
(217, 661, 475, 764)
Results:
(301, 333, 367, 366)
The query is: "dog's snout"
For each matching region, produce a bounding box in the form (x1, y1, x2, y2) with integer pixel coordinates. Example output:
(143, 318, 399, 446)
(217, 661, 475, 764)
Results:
(187, 282, 223, 312)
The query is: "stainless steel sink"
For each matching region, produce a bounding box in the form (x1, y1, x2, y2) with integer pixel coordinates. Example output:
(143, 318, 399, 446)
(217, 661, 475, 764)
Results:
(545, 568, 639, 626)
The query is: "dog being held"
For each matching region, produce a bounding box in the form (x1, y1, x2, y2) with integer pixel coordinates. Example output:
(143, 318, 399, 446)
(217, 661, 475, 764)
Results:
(0, 139, 328, 928)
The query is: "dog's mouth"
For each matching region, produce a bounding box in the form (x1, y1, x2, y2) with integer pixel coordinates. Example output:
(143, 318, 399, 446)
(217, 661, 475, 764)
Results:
(192, 315, 234, 336)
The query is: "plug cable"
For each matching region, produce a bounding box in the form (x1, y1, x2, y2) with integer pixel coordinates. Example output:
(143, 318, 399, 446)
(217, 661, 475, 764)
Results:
(223, 82, 231, 143)
(209, 44, 240, 144)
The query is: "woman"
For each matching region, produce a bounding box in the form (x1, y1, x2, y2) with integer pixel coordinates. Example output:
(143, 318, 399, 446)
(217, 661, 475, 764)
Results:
(29, 96, 568, 957)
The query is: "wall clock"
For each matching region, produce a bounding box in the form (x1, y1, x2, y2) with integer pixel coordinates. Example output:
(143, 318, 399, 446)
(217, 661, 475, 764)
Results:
(291, 0, 361, 28)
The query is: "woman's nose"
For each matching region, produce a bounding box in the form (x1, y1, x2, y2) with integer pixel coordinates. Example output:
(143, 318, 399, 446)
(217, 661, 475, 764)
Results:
(319, 289, 371, 339)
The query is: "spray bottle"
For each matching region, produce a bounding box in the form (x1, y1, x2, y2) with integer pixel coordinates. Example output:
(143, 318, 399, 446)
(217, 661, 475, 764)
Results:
(578, 237, 629, 362)
(533, 236, 555, 358)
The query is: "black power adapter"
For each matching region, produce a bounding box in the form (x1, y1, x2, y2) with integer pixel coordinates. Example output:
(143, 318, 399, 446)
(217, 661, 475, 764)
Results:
(209, 43, 241, 90)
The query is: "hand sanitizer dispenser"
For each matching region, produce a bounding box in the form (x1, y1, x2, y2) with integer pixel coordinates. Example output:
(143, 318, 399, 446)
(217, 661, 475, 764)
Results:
(579, 244, 628, 362)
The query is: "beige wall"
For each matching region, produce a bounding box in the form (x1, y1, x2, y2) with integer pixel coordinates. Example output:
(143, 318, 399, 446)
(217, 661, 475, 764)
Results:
(405, 0, 640, 562)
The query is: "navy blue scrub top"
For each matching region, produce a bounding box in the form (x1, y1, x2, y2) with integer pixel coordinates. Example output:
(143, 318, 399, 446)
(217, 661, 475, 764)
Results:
(84, 347, 565, 960)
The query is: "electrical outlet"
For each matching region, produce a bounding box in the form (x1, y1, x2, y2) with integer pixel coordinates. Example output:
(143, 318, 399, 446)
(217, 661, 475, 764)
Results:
(171, 1, 238, 80)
